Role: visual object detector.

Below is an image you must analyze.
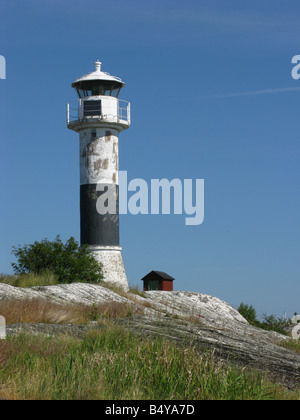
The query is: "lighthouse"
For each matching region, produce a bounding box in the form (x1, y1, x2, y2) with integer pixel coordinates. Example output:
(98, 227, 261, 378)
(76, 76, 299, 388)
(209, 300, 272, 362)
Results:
(67, 60, 130, 291)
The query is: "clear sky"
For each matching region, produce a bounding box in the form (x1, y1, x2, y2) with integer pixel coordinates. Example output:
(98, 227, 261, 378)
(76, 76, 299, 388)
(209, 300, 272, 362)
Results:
(0, 0, 299, 319)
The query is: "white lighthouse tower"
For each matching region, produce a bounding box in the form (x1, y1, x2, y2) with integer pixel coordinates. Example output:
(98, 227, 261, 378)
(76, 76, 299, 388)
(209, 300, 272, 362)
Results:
(67, 60, 130, 291)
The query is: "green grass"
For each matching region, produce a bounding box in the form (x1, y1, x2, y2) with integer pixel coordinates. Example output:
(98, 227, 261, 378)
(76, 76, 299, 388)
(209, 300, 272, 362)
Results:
(278, 339, 300, 354)
(0, 271, 58, 288)
(0, 297, 143, 325)
(128, 284, 147, 298)
(0, 275, 299, 400)
(0, 324, 298, 400)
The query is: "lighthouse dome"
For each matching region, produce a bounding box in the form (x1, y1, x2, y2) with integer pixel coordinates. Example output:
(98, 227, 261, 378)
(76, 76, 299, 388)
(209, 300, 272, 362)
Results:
(72, 60, 125, 98)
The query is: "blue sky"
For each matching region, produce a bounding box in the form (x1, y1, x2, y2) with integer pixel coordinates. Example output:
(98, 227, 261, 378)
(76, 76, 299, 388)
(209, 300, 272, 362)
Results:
(0, 0, 299, 319)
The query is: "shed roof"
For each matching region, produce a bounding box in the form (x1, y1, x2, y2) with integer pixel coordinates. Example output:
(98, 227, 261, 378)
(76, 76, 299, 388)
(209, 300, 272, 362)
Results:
(141, 271, 175, 281)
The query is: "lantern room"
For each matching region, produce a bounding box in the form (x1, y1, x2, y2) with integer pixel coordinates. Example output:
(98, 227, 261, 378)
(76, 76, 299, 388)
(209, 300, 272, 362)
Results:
(72, 59, 124, 98)
(142, 271, 175, 291)
(67, 60, 130, 130)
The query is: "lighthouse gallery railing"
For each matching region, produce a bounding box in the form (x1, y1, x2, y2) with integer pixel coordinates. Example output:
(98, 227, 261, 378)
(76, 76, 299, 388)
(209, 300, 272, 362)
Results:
(67, 97, 130, 126)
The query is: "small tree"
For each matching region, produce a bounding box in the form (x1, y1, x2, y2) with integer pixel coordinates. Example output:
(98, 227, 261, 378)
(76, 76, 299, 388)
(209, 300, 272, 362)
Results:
(237, 303, 257, 324)
(238, 303, 291, 335)
(11, 236, 103, 284)
(260, 314, 291, 335)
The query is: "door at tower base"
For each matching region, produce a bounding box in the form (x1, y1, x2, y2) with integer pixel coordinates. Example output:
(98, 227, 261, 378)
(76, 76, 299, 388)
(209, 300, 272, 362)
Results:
(89, 245, 129, 291)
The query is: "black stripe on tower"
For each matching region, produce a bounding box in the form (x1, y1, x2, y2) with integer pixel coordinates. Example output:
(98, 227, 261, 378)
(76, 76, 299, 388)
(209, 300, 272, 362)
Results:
(80, 184, 119, 246)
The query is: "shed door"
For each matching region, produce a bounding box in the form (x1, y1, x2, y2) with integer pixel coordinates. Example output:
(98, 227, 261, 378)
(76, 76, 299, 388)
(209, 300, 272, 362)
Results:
(147, 280, 159, 291)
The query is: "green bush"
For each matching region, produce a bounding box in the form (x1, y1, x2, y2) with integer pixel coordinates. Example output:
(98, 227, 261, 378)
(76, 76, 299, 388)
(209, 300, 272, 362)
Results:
(238, 303, 257, 324)
(11, 236, 102, 284)
(238, 302, 291, 335)
(259, 314, 291, 335)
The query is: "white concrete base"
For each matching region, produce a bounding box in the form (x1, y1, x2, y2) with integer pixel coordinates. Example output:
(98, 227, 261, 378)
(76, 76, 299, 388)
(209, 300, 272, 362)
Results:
(89, 246, 129, 291)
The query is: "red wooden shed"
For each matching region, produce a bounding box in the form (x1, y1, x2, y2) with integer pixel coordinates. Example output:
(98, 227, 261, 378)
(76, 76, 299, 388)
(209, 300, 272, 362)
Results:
(142, 271, 175, 291)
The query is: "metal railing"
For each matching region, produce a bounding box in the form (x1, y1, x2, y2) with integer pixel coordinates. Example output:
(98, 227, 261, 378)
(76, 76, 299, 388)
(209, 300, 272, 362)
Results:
(67, 98, 130, 126)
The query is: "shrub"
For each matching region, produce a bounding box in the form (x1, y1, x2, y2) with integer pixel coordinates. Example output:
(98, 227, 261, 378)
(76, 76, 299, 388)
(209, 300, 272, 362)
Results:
(259, 314, 291, 335)
(238, 303, 291, 335)
(11, 236, 102, 284)
(238, 303, 257, 324)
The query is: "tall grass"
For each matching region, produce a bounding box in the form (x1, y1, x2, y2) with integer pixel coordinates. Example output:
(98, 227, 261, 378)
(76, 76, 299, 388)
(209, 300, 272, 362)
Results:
(0, 298, 142, 325)
(0, 325, 297, 400)
(278, 339, 300, 355)
(0, 271, 58, 288)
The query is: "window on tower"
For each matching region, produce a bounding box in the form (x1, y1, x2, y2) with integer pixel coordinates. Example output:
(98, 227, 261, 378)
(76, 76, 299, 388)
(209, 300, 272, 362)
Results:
(76, 85, 121, 98)
(83, 100, 101, 117)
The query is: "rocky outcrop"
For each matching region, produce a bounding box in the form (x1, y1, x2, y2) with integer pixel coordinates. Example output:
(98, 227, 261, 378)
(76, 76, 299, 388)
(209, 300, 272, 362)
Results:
(0, 283, 299, 390)
(0, 283, 129, 305)
(0, 283, 248, 325)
